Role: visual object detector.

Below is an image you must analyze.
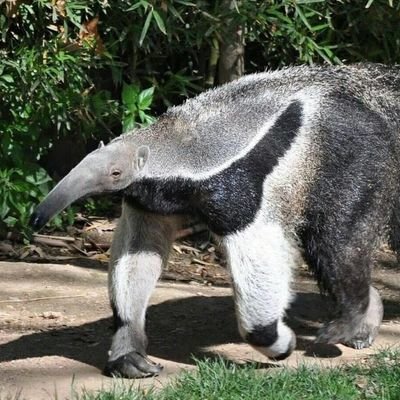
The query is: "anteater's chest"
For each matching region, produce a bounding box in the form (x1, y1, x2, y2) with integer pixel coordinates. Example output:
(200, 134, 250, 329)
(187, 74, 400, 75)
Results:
(124, 168, 264, 236)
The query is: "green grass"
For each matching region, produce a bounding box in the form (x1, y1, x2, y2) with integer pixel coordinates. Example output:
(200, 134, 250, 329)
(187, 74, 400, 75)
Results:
(78, 349, 400, 400)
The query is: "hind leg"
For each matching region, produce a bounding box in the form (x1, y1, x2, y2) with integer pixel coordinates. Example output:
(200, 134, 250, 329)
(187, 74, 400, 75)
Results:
(223, 221, 299, 360)
(303, 222, 383, 349)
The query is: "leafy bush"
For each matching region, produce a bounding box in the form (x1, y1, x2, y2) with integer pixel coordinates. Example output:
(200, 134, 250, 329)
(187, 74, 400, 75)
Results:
(0, 167, 73, 237)
(0, 168, 50, 230)
(0, 1, 117, 234)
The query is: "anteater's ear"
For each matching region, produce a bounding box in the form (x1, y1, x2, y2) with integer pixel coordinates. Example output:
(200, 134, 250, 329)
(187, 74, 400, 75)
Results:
(98, 140, 105, 149)
(136, 145, 150, 171)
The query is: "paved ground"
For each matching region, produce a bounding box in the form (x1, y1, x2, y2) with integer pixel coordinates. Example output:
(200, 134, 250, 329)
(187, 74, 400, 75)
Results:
(0, 259, 400, 399)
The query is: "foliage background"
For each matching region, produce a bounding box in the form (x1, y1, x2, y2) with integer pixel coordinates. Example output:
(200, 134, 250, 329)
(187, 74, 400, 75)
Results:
(0, 0, 399, 234)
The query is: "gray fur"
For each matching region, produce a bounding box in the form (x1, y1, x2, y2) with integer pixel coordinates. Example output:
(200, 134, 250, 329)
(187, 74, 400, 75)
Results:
(30, 63, 400, 378)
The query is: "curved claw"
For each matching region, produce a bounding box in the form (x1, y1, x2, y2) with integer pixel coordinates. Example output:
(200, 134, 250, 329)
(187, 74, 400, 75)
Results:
(103, 351, 163, 379)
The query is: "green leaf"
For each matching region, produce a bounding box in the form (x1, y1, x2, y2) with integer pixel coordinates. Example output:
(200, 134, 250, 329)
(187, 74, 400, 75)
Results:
(168, 4, 184, 23)
(310, 23, 330, 32)
(138, 109, 147, 123)
(123, 114, 136, 133)
(295, 5, 313, 32)
(139, 10, 153, 47)
(0, 203, 10, 219)
(152, 10, 167, 35)
(66, 207, 75, 226)
(174, 0, 196, 6)
(25, 175, 36, 184)
(308, 38, 333, 64)
(4, 216, 17, 227)
(1, 74, 14, 83)
(138, 87, 154, 109)
(144, 114, 156, 125)
(122, 83, 140, 106)
(126, 1, 148, 12)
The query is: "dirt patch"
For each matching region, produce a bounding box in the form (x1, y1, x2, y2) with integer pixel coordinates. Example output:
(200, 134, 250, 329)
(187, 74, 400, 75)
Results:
(1, 252, 400, 399)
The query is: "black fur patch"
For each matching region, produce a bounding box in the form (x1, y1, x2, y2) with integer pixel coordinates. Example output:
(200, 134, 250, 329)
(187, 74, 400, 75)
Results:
(245, 321, 278, 347)
(271, 348, 292, 361)
(111, 304, 124, 332)
(389, 200, 400, 259)
(125, 101, 302, 235)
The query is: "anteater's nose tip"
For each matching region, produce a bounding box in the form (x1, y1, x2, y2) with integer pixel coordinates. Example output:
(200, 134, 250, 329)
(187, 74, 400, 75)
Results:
(29, 211, 44, 231)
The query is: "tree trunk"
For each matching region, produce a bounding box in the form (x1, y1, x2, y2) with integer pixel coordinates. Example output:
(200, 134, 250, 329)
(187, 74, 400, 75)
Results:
(218, 0, 245, 84)
(205, 36, 220, 88)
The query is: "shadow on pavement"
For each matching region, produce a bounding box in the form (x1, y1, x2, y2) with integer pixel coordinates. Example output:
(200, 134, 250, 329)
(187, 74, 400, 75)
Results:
(1, 291, 399, 371)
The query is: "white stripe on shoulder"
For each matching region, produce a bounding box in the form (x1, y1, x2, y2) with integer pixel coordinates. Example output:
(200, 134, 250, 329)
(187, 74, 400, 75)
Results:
(149, 91, 320, 181)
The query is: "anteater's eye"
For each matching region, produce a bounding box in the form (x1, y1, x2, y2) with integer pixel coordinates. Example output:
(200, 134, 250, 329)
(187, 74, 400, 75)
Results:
(111, 170, 121, 177)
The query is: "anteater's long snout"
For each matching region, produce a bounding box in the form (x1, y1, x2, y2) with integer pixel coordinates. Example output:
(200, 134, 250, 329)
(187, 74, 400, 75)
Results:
(29, 162, 98, 231)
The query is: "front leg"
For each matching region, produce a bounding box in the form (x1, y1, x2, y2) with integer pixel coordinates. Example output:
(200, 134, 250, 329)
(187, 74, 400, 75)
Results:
(223, 220, 299, 361)
(104, 202, 181, 378)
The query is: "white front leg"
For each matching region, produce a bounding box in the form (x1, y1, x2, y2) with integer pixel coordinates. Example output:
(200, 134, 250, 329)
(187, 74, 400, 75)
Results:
(223, 220, 299, 359)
